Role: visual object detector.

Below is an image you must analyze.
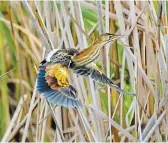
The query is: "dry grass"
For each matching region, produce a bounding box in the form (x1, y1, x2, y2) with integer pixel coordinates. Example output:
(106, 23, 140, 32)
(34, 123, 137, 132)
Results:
(0, 1, 168, 142)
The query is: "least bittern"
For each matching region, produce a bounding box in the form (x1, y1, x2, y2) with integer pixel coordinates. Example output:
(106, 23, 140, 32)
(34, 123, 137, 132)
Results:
(37, 33, 135, 109)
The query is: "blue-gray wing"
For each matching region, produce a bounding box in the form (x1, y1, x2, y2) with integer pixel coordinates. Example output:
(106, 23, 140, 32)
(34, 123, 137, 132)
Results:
(71, 65, 135, 96)
(37, 65, 82, 108)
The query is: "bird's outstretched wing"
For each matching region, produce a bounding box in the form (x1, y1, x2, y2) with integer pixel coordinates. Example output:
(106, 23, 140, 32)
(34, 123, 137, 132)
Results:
(71, 65, 135, 96)
(37, 64, 82, 108)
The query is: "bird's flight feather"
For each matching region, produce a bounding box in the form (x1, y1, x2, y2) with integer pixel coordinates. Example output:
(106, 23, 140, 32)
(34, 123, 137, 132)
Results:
(37, 65, 82, 108)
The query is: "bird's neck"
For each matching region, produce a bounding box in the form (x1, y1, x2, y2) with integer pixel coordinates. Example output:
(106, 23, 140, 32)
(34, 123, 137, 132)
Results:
(72, 41, 107, 66)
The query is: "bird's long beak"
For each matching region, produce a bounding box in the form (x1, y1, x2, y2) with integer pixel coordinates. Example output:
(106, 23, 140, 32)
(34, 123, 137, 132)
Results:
(107, 34, 123, 42)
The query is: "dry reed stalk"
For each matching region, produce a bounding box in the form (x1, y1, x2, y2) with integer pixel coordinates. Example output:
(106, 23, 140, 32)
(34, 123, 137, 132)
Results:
(1, 1, 168, 142)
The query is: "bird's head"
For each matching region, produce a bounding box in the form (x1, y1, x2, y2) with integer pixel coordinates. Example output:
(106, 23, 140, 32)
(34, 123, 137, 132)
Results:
(95, 33, 123, 43)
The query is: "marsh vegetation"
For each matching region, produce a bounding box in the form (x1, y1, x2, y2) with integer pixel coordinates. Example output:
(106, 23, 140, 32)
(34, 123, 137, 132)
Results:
(0, 1, 168, 142)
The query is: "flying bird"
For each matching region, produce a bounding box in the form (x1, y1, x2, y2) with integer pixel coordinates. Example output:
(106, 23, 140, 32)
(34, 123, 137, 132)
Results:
(37, 33, 135, 109)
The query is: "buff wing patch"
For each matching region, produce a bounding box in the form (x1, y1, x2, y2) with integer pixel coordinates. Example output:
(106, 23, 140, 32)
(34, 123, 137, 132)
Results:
(45, 64, 70, 89)
(37, 64, 82, 108)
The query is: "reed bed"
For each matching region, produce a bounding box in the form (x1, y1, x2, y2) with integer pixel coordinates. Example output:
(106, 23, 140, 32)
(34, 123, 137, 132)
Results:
(0, 1, 168, 142)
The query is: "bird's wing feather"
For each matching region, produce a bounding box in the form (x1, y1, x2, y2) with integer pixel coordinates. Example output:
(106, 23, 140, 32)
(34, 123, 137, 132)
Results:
(71, 65, 135, 96)
(37, 65, 82, 108)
